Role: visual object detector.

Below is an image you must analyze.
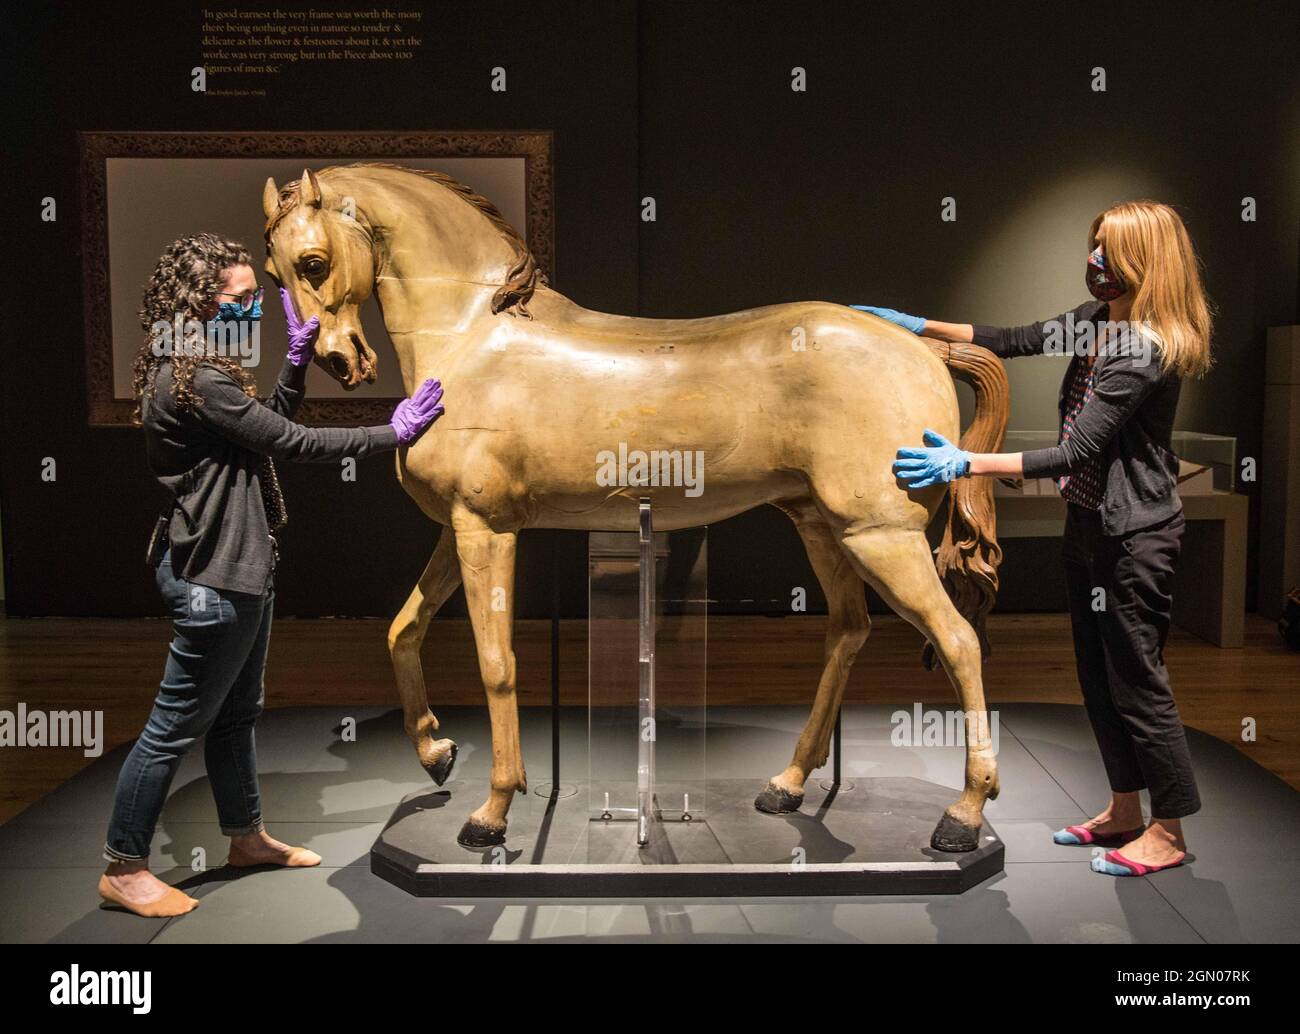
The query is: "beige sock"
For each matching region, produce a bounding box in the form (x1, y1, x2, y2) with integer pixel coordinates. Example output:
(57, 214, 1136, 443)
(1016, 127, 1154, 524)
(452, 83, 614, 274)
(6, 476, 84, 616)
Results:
(98, 874, 199, 918)
(227, 843, 322, 868)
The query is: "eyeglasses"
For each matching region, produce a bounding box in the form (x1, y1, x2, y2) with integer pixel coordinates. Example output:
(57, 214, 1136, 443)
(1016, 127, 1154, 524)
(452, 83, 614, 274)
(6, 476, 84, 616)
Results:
(216, 287, 265, 312)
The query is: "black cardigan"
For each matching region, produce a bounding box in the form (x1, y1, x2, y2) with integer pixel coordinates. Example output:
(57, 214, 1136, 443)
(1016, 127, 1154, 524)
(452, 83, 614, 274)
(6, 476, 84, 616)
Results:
(142, 359, 399, 595)
(972, 300, 1184, 535)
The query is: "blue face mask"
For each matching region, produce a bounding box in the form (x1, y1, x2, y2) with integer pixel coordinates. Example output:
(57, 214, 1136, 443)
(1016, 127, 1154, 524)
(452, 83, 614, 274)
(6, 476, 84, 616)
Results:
(202, 296, 262, 361)
(213, 297, 262, 322)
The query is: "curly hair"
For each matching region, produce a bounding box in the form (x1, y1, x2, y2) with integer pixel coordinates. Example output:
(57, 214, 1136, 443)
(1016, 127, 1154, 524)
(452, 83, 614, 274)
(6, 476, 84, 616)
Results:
(131, 233, 259, 424)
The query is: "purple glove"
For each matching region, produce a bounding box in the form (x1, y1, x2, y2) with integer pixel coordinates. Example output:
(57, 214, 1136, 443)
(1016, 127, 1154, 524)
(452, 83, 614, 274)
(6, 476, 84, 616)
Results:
(390, 378, 445, 445)
(280, 288, 320, 368)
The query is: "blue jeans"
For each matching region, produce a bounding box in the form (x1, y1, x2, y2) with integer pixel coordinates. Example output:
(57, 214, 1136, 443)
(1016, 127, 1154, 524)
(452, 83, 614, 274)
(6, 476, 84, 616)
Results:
(104, 550, 274, 861)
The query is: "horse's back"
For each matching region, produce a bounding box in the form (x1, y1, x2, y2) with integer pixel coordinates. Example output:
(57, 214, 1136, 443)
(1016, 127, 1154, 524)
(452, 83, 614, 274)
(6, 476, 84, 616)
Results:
(406, 294, 959, 534)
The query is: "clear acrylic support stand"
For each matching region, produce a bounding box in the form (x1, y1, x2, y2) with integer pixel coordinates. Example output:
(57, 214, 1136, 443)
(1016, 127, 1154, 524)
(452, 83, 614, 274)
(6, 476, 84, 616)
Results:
(636, 499, 656, 845)
(588, 500, 707, 858)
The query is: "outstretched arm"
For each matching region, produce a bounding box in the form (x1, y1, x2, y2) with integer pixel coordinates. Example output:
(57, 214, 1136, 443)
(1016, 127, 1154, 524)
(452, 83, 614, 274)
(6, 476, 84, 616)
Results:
(192, 367, 444, 463)
(892, 341, 1164, 489)
(892, 429, 1023, 487)
(919, 319, 975, 343)
(967, 451, 1024, 477)
(850, 301, 1105, 360)
(848, 305, 974, 343)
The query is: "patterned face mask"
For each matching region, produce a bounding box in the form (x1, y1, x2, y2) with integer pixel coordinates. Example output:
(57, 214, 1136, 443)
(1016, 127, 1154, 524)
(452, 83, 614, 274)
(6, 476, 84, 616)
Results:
(214, 299, 262, 322)
(1086, 246, 1127, 301)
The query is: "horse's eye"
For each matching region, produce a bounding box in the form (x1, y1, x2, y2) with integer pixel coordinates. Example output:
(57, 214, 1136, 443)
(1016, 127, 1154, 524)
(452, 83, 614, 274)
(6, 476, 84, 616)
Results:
(302, 257, 327, 279)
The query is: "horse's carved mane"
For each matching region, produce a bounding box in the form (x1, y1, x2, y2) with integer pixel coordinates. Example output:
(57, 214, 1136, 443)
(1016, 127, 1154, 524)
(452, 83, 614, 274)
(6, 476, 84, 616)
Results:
(264, 161, 543, 318)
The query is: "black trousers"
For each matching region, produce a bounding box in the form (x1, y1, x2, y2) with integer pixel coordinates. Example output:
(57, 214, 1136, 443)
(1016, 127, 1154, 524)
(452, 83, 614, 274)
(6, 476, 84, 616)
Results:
(1062, 503, 1201, 819)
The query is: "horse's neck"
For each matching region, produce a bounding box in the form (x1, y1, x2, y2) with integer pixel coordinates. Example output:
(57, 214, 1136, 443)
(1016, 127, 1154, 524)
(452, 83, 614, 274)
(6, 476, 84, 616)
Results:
(378, 284, 579, 381)
(331, 167, 522, 388)
(375, 277, 495, 388)
(379, 282, 636, 387)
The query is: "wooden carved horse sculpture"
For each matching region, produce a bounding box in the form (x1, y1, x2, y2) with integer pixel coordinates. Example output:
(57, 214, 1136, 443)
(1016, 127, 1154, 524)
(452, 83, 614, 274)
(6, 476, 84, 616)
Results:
(262, 164, 1009, 852)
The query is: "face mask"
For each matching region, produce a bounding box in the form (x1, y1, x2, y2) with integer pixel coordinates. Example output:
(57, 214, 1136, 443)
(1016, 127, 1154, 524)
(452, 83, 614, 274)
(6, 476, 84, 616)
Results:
(213, 297, 262, 322)
(203, 297, 262, 363)
(1085, 246, 1126, 301)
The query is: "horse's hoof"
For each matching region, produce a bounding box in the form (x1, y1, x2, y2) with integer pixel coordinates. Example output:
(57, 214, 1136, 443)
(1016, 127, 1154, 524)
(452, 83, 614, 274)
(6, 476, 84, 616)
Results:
(424, 740, 458, 786)
(931, 810, 981, 853)
(457, 819, 506, 849)
(754, 783, 803, 815)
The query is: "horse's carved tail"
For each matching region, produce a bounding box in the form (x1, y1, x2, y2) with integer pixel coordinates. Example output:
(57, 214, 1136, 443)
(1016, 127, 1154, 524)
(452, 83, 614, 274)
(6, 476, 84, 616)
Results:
(923, 340, 1009, 669)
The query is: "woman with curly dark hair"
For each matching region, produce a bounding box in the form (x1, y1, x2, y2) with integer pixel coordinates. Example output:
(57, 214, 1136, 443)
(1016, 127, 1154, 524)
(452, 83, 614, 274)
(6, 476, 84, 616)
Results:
(101, 233, 444, 917)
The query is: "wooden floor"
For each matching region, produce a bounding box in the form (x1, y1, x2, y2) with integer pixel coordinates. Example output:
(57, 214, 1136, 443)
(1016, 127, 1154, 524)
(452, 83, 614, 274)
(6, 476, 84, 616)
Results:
(0, 612, 1295, 823)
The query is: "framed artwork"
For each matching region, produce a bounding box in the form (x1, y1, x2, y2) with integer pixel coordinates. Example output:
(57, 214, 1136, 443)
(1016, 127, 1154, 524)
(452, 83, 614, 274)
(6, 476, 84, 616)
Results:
(80, 131, 553, 425)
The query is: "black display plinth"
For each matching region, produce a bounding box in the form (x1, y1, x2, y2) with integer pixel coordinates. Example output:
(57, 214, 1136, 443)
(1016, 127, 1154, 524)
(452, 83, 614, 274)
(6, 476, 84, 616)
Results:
(370, 776, 1004, 897)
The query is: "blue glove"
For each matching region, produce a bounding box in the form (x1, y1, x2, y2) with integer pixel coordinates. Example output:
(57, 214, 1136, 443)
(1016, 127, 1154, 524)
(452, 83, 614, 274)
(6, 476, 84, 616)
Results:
(849, 305, 926, 335)
(893, 429, 971, 488)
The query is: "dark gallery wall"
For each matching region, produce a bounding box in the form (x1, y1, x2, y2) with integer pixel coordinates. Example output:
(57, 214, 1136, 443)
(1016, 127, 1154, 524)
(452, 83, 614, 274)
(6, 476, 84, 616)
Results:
(4, 0, 640, 619)
(636, 1, 1300, 613)
(3, 0, 1297, 620)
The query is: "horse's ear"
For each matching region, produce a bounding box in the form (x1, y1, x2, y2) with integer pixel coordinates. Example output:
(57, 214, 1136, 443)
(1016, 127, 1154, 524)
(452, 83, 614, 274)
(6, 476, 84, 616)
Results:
(299, 168, 322, 209)
(262, 177, 280, 219)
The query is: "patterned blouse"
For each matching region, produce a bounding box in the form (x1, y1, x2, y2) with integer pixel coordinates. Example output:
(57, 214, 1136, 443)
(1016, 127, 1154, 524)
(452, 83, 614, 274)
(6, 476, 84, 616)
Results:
(1057, 356, 1105, 508)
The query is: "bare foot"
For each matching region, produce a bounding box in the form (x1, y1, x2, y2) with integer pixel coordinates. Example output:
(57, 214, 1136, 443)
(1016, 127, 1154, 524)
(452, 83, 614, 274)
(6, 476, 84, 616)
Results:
(1079, 791, 1145, 837)
(1111, 818, 1186, 867)
(99, 862, 198, 918)
(1079, 808, 1144, 837)
(228, 829, 321, 868)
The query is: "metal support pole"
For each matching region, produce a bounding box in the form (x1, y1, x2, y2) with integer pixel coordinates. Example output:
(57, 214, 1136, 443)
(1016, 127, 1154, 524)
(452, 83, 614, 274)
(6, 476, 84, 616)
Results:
(550, 533, 560, 794)
(833, 706, 842, 784)
(536, 531, 576, 800)
(819, 706, 856, 792)
(637, 499, 656, 845)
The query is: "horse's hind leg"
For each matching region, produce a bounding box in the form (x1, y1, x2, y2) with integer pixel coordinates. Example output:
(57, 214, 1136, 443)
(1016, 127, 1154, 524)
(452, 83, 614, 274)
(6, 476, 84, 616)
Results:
(388, 527, 462, 785)
(755, 502, 871, 814)
(838, 526, 999, 852)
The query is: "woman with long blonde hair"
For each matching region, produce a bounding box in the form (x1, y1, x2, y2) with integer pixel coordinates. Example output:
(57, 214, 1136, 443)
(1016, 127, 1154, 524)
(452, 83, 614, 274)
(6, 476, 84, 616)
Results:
(860, 200, 1213, 876)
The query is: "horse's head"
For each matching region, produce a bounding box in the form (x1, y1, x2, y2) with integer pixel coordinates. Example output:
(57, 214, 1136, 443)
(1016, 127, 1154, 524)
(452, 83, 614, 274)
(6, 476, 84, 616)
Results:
(262, 169, 378, 389)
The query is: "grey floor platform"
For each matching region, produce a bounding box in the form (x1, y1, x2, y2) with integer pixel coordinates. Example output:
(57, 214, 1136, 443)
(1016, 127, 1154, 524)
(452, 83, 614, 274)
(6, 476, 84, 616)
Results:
(1, 703, 1297, 943)
(372, 777, 1004, 896)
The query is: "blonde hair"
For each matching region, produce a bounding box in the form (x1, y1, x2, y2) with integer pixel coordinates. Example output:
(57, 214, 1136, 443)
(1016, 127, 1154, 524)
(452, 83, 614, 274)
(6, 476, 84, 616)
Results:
(1089, 200, 1214, 378)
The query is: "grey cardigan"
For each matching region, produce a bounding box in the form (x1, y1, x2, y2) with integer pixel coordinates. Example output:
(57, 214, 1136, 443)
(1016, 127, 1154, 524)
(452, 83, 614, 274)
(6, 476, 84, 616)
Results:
(972, 300, 1185, 536)
(142, 359, 399, 595)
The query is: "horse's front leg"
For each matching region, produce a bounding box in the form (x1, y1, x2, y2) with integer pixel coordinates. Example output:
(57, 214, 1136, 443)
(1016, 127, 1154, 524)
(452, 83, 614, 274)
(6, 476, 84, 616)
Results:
(388, 527, 461, 785)
(452, 510, 524, 848)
